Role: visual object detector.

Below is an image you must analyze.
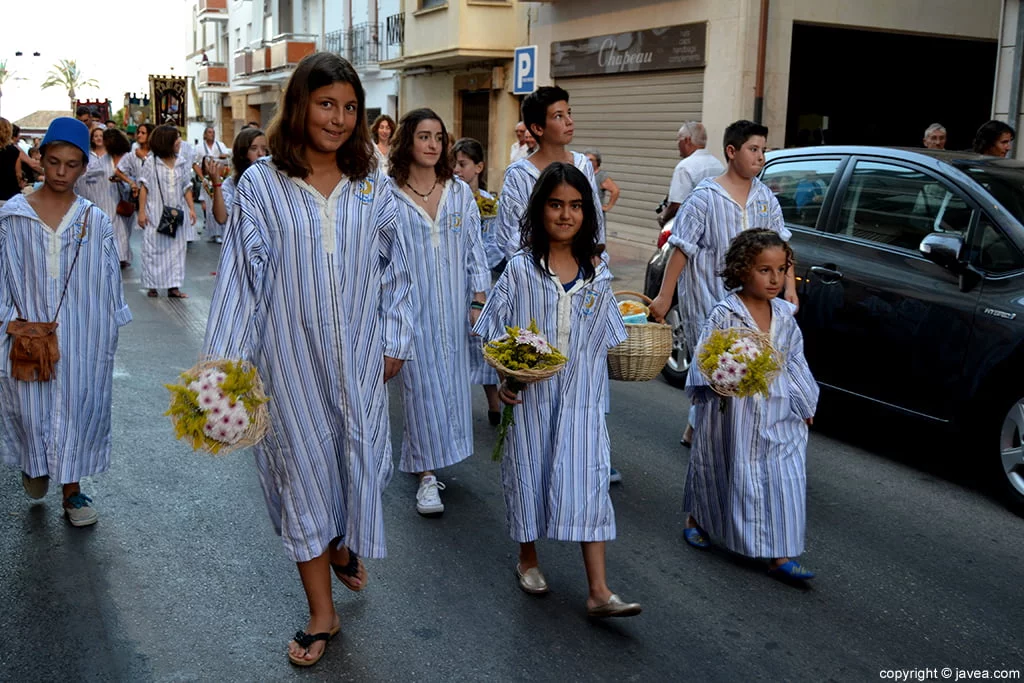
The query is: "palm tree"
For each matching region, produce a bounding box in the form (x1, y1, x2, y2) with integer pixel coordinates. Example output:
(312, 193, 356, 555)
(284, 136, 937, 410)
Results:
(41, 59, 99, 112)
(0, 60, 12, 117)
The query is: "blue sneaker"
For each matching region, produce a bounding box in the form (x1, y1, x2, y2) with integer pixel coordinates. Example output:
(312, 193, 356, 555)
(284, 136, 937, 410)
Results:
(769, 560, 815, 580)
(683, 527, 711, 549)
(609, 467, 622, 484)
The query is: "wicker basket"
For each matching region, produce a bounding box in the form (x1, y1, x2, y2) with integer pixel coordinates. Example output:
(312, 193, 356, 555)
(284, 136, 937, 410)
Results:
(166, 358, 271, 456)
(483, 353, 566, 384)
(607, 291, 673, 382)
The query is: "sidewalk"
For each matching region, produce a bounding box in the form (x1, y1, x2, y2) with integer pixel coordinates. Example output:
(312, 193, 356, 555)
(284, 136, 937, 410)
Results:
(607, 236, 654, 296)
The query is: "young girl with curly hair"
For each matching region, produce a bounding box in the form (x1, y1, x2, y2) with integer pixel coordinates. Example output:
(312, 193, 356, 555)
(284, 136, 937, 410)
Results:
(682, 228, 819, 582)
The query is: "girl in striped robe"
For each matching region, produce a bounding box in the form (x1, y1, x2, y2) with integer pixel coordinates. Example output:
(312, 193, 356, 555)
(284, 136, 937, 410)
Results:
(474, 162, 641, 619)
(206, 127, 269, 240)
(682, 229, 819, 581)
(0, 117, 132, 527)
(388, 110, 489, 518)
(203, 53, 415, 667)
(452, 137, 501, 426)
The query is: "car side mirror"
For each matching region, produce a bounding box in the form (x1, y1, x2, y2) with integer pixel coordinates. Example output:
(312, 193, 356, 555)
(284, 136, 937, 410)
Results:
(919, 233, 964, 270)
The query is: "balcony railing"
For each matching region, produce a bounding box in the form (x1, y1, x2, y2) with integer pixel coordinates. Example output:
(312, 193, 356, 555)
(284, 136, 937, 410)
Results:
(198, 0, 228, 20)
(326, 23, 402, 67)
(197, 63, 229, 87)
(386, 13, 405, 49)
(269, 34, 316, 70)
(233, 49, 252, 78)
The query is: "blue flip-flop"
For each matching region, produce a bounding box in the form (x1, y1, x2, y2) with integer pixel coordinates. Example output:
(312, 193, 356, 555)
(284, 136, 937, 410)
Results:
(769, 560, 815, 580)
(683, 527, 710, 549)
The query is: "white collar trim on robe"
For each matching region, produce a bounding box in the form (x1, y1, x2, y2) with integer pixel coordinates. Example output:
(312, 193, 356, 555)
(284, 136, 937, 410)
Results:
(8, 196, 88, 279)
(395, 178, 454, 249)
(539, 257, 606, 353)
(284, 173, 350, 255)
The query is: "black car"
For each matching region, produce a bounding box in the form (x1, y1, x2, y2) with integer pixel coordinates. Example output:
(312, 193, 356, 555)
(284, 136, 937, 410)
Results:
(644, 146, 1024, 512)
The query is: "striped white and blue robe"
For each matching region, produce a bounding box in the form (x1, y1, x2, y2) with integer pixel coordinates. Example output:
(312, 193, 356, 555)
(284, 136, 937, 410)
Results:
(117, 148, 151, 187)
(203, 160, 414, 563)
(0, 196, 132, 483)
(138, 158, 191, 290)
(473, 252, 627, 542)
(391, 178, 490, 472)
(683, 294, 819, 558)
(469, 188, 500, 386)
(668, 176, 791, 352)
(78, 154, 133, 263)
(495, 152, 606, 262)
(177, 143, 199, 242)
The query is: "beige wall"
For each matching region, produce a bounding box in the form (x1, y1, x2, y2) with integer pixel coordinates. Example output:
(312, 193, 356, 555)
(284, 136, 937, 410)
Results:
(533, 0, 1002, 161)
(397, 0, 521, 62)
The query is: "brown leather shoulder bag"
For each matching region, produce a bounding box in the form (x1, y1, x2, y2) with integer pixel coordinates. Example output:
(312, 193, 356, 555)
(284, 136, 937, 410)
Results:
(6, 206, 90, 382)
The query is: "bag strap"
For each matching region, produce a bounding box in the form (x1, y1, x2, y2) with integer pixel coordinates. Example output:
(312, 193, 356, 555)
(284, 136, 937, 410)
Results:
(51, 204, 90, 323)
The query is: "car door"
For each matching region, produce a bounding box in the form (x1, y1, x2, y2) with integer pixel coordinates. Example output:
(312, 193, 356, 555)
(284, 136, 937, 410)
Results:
(760, 155, 847, 376)
(803, 157, 980, 421)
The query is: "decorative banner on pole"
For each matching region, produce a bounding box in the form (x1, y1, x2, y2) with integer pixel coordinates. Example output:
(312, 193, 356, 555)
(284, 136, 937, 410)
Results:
(149, 75, 188, 132)
(124, 92, 151, 133)
(74, 99, 112, 122)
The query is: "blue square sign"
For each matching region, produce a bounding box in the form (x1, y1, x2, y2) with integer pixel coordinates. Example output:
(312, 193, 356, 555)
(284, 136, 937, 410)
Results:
(513, 45, 537, 95)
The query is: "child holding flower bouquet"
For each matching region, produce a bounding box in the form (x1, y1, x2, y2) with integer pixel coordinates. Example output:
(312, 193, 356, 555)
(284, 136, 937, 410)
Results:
(682, 229, 819, 581)
(474, 162, 641, 618)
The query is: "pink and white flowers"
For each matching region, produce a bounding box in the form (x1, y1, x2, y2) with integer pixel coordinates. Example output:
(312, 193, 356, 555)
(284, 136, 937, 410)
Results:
(188, 369, 251, 445)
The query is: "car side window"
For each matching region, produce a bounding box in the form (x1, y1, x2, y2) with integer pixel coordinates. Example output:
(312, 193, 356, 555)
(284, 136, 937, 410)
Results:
(760, 159, 841, 230)
(973, 216, 1024, 274)
(837, 161, 972, 250)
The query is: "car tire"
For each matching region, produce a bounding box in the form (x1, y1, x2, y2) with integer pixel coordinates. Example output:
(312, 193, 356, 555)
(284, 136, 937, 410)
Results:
(661, 306, 690, 388)
(993, 392, 1024, 516)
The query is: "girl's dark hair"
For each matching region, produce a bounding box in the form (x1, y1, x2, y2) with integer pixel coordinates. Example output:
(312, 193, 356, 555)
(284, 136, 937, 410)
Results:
(267, 52, 376, 180)
(521, 162, 604, 282)
(231, 127, 266, 182)
(136, 122, 155, 140)
(451, 137, 486, 191)
(371, 114, 396, 143)
(388, 108, 454, 187)
(149, 124, 180, 159)
(103, 128, 132, 157)
(973, 119, 1015, 155)
(720, 229, 794, 291)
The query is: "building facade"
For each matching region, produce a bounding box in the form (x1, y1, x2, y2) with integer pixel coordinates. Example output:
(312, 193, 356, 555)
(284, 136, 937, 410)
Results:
(187, 0, 400, 148)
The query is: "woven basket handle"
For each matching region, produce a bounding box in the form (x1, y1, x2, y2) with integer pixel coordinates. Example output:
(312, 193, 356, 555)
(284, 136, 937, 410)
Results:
(614, 290, 653, 305)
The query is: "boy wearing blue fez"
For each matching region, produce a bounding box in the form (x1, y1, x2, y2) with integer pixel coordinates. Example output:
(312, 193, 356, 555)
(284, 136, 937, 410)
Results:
(0, 117, 132, 526)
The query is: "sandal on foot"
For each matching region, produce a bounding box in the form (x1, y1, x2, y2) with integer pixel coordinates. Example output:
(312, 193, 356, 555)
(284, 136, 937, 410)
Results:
(768, 560, 815, 580)
(167, 289, 189, 299)
(331, 548, 368, 592)
(287, 624, 340, 667)
(683, 527, 710, 549)
(147, 289, 158, 298)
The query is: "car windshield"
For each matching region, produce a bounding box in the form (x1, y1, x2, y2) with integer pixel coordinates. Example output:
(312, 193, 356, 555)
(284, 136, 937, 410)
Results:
(961, 165, 1024, 225)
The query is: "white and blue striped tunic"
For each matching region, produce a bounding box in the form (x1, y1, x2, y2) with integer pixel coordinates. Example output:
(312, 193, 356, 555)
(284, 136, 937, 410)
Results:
(204, 175, 235, 242)
(138, 158, 191, 290)
(78, 154, 133, 263)
(176, 145, 199, 242)
(203, 160, 414, 563)
(391, 178, 490, 472)
(0, 195, 132, 483)
(477, 188, 503, 270)
(495, 152, 605, 262)
(683, 294, 818, 558)
(117, 148, 151, 186)
(469, 188, 500, 386)
(473, 252, 627, 542)
(668, 176, 791, 352)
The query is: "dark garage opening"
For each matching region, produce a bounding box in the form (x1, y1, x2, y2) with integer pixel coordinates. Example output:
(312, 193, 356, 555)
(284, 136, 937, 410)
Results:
(785, 24, 998, 151)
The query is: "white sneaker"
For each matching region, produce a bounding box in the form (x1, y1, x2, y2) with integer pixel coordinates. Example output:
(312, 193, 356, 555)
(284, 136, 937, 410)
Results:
(63, 492, 98, 527)
(416, 475, 446, 516)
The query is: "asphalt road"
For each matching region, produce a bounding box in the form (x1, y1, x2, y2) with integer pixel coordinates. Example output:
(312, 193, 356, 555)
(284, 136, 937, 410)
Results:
(0, 237, 1021, 683)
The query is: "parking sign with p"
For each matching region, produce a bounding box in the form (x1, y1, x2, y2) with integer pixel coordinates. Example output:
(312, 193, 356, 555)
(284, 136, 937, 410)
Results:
(513, 46, 537, 95)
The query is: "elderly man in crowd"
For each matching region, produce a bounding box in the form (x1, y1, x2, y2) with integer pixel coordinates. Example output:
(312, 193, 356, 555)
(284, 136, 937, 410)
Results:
(923, 123, 947, 150)
(509, 121, 531, 163)
(658, 121, 725, 227)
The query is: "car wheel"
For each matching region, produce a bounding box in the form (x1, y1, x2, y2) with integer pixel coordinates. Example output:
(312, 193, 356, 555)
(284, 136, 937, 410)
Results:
(661, 306, 690, 388)
(997, 395, 1024, 513)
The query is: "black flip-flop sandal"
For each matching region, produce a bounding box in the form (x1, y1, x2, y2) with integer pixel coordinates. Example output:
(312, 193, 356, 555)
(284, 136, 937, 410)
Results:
(331, 548, 368, 592)
(288, 625, 340, 667)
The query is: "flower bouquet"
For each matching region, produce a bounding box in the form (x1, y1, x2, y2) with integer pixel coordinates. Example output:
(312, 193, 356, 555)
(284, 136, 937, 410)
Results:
(474, 191, 498, 219)
(483, 320, 567, 461)
(696, 328, 782, 406)
(165, 359, 270, 455)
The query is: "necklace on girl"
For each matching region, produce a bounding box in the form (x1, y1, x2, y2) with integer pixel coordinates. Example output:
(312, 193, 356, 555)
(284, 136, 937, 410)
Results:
(407, 179, 437, 200)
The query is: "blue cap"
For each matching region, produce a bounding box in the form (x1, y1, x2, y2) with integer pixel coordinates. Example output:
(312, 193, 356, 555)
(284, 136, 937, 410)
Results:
(41, 117, 90, 159)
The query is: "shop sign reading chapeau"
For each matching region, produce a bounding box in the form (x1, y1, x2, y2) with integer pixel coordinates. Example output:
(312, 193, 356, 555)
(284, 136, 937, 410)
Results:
(551, 23, 707, 78)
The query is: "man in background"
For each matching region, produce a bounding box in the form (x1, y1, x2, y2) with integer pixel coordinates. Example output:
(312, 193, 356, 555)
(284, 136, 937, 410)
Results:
(923, 123, 947, 150)
(658, 121, 724, 227)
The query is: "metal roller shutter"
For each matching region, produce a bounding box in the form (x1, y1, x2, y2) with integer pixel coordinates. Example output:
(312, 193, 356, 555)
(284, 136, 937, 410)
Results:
(558, 70, 704, 247)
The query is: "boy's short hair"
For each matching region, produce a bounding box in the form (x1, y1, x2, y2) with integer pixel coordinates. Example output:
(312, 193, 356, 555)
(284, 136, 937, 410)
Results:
(76, 105, 91, 118)
(522, 86, 570, 140)
(723, 120, 769, 157)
